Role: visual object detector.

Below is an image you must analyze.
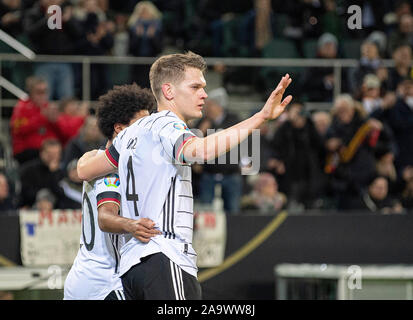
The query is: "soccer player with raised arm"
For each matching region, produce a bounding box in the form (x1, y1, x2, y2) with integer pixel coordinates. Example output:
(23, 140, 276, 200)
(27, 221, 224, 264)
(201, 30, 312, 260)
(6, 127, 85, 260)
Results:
(77, 52, 292, 300)
(64, 84, 160, 300)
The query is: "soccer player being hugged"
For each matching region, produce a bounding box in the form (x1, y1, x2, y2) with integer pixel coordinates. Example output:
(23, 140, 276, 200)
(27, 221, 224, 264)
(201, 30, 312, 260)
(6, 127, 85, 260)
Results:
(77, 52, 292, 300)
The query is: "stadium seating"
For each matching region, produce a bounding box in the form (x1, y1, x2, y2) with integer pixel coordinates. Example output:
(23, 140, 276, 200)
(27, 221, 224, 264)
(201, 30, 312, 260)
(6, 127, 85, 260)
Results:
(302, 39, 318, 58)
(260, 38, 301, 95)
(341, 38, 363, 59)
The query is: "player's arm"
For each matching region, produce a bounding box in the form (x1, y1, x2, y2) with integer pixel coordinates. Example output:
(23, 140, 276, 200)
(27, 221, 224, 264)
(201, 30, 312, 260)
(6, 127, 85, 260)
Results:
(181, 74, 293, 163)
(98, 203, 161, 243)
(77, 148, 117, 181)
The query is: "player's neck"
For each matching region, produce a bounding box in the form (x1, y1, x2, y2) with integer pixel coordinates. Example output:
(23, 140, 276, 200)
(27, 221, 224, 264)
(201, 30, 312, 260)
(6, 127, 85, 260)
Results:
(157, 104, 187, 123)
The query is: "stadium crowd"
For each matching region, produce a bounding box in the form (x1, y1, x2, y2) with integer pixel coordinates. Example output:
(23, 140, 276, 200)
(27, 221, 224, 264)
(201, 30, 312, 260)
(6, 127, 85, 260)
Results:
(0, 0, 412, 215)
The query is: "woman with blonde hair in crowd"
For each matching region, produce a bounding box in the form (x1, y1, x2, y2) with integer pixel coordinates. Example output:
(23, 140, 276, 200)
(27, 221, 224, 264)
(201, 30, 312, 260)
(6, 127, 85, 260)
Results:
(128, 1, 163, 88)
(128, 1, 162, 27)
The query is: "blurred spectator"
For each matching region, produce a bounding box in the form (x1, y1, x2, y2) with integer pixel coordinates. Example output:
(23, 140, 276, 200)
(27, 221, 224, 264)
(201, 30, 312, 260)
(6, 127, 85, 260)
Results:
(19, 139, 64, 208)
(128, 1, 163, 89)
(253, 118, 278, 174)
(201, 0, 255, 57)
(56, 99, 89, 146)
(299, 33, 346, 102)
(376, 65, 391, 93)
(350, 40, 383, 95)
(33, 188, 56, 212)
(387, 13, 413, 56)
(388, 44, 413, 91)
(112, 13, 129, 56)
(359, 74, 397, 115)
(311, 110, 332, 201)
(360, 74, 382, 114)
(0, 0, 23, 37)
(240, 115, 278, 196)
(73, 0, 107, 21)
(24, 0, 82, 100)
(241, 173, 287, 214)
(195, 88, 242, 214)
(383, 0, 411, 34)
(325, 95, 393, 209)
(375, 149, 399, 196)
(349, 176, 404, 214)
(321, 0, 342, 40)
(276, 0, 324, 40)
(366, 31, 388, 58)
(10, 76, 61, 165)
(370, 79, 413, 173)
(254, 0, 273, 53)
(271, 102, 325, 210)
(0, 172, 16, 212)
(61, 115, 104, 170)
(58, 159, 82, 209)
(76, 0, 115, 99)
(312, 111, 332, 138)
(149, 0, 185, 48)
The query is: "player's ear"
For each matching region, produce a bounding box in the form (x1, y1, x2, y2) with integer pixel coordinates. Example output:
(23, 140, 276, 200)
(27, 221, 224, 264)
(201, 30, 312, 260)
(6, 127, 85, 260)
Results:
(161, 83, 174, 101)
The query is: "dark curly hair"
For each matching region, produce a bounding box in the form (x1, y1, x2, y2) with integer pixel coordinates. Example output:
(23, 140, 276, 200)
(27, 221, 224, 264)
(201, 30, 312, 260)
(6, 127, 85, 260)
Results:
(97, 83, 156, 140)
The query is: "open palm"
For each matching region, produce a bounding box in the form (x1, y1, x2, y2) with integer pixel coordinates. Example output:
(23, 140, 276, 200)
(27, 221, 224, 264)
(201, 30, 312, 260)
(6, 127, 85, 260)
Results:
(261, 74, 293, 120)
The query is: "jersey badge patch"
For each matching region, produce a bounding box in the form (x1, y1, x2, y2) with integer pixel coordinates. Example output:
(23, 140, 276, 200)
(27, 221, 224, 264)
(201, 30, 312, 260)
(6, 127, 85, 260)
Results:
(104, 174, 120, 188)
(173, 123, 189, 131)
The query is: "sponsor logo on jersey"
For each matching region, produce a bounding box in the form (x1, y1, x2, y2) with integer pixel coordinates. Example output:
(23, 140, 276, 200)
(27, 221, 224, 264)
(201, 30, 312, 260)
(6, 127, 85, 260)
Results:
(104, 174, 120, 188)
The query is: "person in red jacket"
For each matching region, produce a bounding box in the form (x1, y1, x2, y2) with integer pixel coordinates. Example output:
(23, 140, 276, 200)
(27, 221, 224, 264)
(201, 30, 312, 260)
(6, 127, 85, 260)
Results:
(56, 99, 89, 146)
(10, 76, 62, 164)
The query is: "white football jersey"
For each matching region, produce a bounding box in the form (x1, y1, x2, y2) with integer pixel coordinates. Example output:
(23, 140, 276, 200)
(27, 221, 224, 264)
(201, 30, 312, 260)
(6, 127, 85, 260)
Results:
(105, 110, 198, 278)
(64, 150, 125, 300)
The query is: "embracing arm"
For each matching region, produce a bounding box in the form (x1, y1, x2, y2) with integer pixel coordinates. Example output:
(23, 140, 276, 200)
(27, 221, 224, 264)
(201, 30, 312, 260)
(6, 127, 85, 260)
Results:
(77, 149, 116, 181)
(98, 203, 161, 243)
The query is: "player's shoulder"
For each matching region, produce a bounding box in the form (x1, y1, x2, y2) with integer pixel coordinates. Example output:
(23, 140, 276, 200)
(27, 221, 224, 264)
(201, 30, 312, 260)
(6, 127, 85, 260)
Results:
(149, 111, 192, 136)
(144, 110, 182, 130)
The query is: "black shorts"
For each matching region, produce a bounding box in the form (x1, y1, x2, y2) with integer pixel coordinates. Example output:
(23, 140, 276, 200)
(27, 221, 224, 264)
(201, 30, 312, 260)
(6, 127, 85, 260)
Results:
(104, 289, 126, 300)
(121, 252, 202, 300)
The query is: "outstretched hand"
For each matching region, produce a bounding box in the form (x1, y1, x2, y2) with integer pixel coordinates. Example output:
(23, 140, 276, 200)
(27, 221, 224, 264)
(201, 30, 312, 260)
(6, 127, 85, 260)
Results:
(259, 74, 293, 121)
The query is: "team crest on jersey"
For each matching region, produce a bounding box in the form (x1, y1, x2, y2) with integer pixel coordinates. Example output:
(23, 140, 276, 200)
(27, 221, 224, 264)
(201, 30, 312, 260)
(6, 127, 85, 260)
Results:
(104, 174, 120, 188)
(173, 123, 189, 131)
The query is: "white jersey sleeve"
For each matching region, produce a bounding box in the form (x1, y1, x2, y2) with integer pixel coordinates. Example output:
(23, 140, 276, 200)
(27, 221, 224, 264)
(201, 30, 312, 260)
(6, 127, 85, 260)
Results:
(95, 173, 121, 208)
(157, 118, 196, 164)
(104, 128, 127, 169)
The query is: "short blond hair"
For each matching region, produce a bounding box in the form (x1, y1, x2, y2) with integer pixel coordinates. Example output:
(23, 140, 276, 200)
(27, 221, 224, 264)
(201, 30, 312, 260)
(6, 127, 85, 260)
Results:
(149, 51, 207, 102)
